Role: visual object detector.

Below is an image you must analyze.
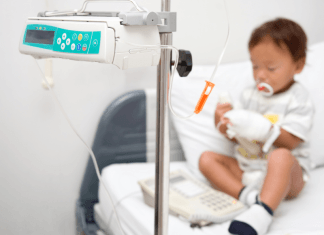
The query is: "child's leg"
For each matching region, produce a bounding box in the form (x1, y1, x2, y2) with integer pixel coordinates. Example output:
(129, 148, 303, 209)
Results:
(260, 148, 305, 211)
(199, 151, 244, 199)
(228, 148, 305, 235)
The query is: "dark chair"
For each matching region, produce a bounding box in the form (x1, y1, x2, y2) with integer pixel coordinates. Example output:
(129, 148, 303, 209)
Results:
(75, 89, 185, 235)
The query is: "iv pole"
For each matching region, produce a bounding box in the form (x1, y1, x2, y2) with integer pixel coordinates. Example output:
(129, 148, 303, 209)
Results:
(154, 0, 171, 234)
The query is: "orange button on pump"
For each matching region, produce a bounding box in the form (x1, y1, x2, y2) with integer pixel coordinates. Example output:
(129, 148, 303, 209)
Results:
(78, 34, 83, 41)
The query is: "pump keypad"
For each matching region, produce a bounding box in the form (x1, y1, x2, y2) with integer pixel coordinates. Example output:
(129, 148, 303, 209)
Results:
(53, 28, 100, 54)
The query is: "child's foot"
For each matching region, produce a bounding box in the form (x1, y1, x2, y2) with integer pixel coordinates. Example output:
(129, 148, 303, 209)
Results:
(228, 202, 273, 235)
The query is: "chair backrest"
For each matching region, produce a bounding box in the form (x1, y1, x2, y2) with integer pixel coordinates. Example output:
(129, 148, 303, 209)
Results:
(77, 89, 185, 225)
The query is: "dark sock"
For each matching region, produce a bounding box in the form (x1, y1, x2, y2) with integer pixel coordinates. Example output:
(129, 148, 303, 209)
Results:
(238, 186, 246, 198)
(256, 197, 273, 216)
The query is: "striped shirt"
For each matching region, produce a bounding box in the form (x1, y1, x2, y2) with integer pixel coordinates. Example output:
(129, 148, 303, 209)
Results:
(233, 81, 315, 173)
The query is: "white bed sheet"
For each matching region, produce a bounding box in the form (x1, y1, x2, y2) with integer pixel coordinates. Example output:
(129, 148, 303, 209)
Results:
(97, 162, 324, 235)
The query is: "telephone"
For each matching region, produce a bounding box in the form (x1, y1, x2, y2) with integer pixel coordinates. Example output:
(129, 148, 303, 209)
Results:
(138, 170, 247, 226)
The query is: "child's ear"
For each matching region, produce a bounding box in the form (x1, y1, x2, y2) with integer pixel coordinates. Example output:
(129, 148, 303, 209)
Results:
(295, 57, 306, 74)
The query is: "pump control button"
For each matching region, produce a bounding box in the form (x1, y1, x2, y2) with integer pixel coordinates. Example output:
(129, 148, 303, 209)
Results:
(57, 38, 61, 45)
(93, 39, 98, 47)
(62, 33, 67, 40)
(66, 38, 71, 45)
(82, 44, 87, 51)
(84, 34, 89, 41)
(71, 43, 75, 51)
(78, 34, 83, 41)
(72, 33, 77, 40)
(77, 43, 81, 51)
(61, 43, 65, 50)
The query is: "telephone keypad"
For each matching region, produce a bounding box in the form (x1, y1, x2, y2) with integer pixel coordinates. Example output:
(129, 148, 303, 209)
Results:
(200, 193, 236, 211)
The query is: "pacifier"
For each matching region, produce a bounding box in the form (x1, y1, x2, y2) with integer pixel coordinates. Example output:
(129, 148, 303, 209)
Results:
(257, 82, 274, 97)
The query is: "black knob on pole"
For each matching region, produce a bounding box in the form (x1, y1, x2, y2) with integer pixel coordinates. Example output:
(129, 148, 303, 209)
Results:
(171, 50, 193, 77)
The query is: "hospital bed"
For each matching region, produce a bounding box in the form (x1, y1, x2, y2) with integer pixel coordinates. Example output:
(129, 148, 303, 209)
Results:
(76, 41, 324, 235)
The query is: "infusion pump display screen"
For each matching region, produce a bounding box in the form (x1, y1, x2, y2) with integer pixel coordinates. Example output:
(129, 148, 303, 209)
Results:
(23, 24, 101, 54)
(25, 30, 55, 45)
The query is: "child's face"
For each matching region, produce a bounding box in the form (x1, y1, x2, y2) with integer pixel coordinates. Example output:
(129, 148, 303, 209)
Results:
(249, 37, 305, 94)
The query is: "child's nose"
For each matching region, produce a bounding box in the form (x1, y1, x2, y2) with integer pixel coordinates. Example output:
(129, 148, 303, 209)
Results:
(256, 69, 267, 82)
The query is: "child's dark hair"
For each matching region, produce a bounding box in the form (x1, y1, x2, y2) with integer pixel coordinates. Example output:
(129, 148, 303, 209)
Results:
(248, 18, 307, 62)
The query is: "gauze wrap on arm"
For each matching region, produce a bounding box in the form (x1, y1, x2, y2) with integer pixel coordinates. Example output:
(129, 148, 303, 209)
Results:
(223, 110, 280, 152)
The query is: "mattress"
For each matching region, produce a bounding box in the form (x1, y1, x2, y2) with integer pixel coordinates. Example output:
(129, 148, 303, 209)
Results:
(95, 162, 324, 235)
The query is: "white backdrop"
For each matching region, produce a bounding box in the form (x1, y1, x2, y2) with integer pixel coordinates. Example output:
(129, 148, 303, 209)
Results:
(1, 0, 324, 234)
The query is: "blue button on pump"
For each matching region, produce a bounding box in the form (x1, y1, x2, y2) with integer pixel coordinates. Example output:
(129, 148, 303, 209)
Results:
(77, 43, 81, 51)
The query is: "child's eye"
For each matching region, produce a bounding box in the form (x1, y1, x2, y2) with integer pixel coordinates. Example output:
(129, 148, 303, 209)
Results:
(268, 67, 276, 71)
(253, 66, 258, 70)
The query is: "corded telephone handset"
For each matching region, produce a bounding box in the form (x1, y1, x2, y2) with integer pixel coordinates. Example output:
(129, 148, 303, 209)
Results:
(138, 170, 247, 226)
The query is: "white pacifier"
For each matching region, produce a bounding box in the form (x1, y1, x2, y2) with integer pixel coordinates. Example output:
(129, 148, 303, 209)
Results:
(257, 82, 274, 97)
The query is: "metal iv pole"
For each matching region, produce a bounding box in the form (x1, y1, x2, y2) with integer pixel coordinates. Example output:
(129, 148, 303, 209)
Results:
(154, 0, 172, 234)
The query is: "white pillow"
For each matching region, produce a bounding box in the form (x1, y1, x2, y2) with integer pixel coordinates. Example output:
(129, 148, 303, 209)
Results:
(171, 41, 324, 179)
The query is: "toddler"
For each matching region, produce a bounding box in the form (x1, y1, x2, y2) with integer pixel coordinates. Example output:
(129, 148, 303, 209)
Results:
(199, 18, 315, 235)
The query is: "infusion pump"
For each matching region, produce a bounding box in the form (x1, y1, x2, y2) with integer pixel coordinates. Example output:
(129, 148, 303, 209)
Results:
(19, 16, 161, 69)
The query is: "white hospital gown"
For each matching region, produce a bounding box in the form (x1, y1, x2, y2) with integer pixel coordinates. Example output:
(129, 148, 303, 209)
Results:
(233, 81, 315, 176)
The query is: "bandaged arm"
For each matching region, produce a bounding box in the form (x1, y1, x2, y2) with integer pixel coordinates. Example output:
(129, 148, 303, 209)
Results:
(224, 110, 302, 152)
(224, 120, 301, 151)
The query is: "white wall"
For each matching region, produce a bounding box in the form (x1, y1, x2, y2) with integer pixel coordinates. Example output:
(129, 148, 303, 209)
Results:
(140, 0, 324, 64)
(1, 0, 324, 234)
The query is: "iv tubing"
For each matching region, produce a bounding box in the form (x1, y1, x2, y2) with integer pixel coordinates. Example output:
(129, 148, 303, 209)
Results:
(119, 0, 230, 118)
(116, 39, 194, 120)
(44, 0, 229, 118)
(208, 0, 230, 83)
(44, 0, 144, 17)
(33, 59, 126, 235)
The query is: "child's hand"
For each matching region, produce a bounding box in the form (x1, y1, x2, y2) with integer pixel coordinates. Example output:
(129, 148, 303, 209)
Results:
(215, 103, 232, 128)
(224, 109, 272, 142)
(218, 117, 231, 135)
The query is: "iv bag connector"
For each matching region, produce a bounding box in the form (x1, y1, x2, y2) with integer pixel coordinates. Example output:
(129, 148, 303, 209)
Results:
(194, 81, 215, 114)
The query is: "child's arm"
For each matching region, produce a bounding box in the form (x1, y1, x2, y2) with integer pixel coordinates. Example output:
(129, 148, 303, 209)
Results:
(222, 114, 302, 150)
(215, 103, 232, 127)
(220, 120, 301, 149)
(215, 103, 237, 143)
(220, 119, 238, 144)
(272, 127, 302, 150)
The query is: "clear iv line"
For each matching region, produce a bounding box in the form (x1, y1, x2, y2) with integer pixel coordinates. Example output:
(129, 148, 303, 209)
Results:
(33, 59, 126, 235)
(116, 39, 194, 120)
(208, 0, 230, 83)
(116, 0, 229, 119)
(44, 0, 144, 17)
(45, 0, 229, 118)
